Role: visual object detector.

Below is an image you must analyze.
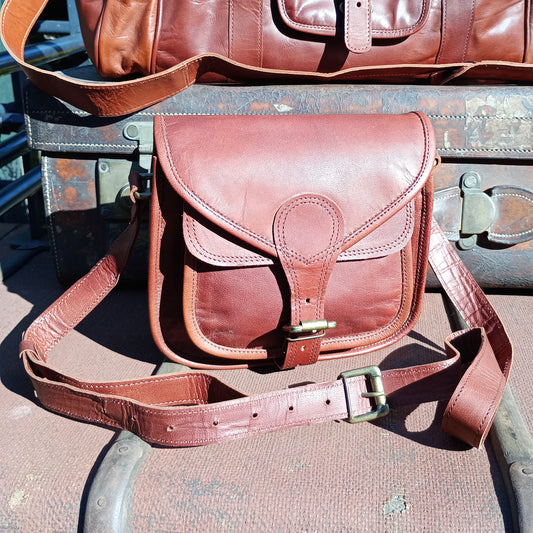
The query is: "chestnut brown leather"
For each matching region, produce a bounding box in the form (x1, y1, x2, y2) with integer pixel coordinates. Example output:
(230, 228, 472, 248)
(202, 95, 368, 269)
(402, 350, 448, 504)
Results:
(151, 113, 435, 369)
(2, 0, 533, 116)
(18, 114, 512, 448)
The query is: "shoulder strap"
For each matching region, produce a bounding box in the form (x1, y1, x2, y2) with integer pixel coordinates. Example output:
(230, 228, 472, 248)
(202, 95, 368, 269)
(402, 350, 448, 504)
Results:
(18, 195, 512, 447)
(1, 0, 475, 117)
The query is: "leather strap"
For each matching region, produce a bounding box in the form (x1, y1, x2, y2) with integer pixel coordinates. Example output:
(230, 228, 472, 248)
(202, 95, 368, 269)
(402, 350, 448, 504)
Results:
(0, 0, 498, 118)
(19, 203, 512, 447)
(274, 194, 345, 369)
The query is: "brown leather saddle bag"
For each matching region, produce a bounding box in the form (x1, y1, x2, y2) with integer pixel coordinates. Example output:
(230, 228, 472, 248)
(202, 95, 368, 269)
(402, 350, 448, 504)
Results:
(20, 113, 512, 448)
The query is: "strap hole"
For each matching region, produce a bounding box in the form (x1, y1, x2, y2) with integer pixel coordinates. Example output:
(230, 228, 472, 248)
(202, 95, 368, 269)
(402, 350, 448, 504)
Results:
(356, 1, 361, 6)
(213, 420, 219, 426)
(325, 399, 331, 405)
(288, 405, 294, 411)
(252, 412, 258, 418)
(167, 425, 175, 432)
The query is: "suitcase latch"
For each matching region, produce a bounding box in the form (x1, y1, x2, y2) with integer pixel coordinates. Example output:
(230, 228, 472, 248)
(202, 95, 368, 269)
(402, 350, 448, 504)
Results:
(459, 171, 496, 250)
(123, 122, 154, 172)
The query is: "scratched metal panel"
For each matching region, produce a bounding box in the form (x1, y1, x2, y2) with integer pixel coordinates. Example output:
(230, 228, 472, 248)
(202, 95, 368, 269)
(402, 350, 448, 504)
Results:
(25, 81, 533, 160)
(41, 156, 148, 285)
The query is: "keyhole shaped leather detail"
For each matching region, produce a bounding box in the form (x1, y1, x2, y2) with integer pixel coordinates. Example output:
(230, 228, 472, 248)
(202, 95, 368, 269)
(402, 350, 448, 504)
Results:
(273, 194, 345, 369)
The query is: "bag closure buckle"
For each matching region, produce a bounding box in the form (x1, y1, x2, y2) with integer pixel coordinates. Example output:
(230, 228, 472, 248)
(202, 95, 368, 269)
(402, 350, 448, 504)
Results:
(283, 319, 337, 342)
(340, 365, 390, 423)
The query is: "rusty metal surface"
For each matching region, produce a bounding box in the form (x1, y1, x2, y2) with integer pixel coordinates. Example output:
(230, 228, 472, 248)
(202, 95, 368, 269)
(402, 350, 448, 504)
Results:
(25, 80, 533, 160)
(41, 156, 148, 284)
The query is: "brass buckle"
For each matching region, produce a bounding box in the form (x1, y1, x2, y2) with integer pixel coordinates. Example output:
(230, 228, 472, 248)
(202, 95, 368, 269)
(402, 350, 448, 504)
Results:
(283, 319, 336, 342)
(340, 366, 390, 423)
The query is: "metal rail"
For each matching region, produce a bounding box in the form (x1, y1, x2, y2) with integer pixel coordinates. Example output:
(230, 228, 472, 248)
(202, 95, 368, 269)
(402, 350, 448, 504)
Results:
(0, 33, 85, 77)
(0, 166, 41, 217)
(0, 131, 30, 167)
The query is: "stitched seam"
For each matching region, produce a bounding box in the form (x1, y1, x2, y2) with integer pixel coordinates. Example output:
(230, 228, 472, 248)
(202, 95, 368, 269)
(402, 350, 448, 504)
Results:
(462, 0, 476, 61)
(30, 140, 133, 149)
(490, 192, 533, 237)
(276, 196, 342, 365)
(277, 0, 428, 36)
(30, 256, 118, 354)
(40, 158, 62, 278)
(435, 191, 460, 202)
(96, 382, 340, 417)
(257, 0, 263, 67)
(341, 204, 414, 259)
(492, 192, 533, 203)
(346, 0, 370, 53)
(277, 197, 341, 264)
(229, 0, 234, 60)
(59, 373, 210, 391)
(159, 113, 431, 260)
(186, 264, 265, 357)
(492, 229, 533, 238)
(442, 148, 533, 154)
(185, 215, 271, 265)
(187, 204, 414, 264)
(321, 247, 412, 349)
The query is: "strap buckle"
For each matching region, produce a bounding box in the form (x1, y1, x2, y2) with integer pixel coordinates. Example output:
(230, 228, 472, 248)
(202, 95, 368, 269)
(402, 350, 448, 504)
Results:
(340, 365, 390, 423)
(283, 319, 337, 342)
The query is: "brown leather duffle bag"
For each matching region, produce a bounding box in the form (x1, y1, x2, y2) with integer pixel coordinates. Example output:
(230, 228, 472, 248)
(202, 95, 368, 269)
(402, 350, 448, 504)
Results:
(19, 113, 512, 448)
(2, 0, 533, 116)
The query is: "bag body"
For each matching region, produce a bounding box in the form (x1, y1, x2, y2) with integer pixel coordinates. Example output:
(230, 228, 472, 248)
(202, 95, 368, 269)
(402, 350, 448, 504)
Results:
(149, 112, 436, 369)
(19, 112, 512, 448)
(79, 0, 532, 78)
(3, 0, 533, 116)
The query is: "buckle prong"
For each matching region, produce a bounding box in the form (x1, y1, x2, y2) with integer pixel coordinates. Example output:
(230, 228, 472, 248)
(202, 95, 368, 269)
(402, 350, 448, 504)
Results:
(283, 319, 336, 343)
(340, 366, 390, 423)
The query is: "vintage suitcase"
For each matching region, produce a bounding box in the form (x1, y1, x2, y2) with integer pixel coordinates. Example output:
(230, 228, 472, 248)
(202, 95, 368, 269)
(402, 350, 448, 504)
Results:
(24, 79, 533, 288)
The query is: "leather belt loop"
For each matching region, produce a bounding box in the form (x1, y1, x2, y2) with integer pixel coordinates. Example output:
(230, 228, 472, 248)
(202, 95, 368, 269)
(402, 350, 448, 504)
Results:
(344, 0, 372, 54)
(436, 0, 477, 64)
(273, 194, 345, 369)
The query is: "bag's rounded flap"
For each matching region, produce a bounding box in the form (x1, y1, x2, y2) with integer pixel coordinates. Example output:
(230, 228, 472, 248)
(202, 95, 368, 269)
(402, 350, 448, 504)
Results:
(154, 112, 436, 264)
(183, 203, 415, 267)
(276, 0, 430, 39)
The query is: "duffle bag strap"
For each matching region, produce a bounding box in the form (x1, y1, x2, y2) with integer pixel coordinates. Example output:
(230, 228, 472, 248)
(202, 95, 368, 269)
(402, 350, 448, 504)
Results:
(18, 193, 512, 448)
(0, 0, 478, 118)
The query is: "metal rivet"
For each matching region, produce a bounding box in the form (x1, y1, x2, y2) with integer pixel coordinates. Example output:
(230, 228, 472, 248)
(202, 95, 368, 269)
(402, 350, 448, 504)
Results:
(457, 235, 477, 250)
(462, 171, 480, 189)
(125, 124, 139, 139)
(522, 467, 533, 476)
(118, 446, 129, 454)
(96, 497, 106, 508)
(98, 161, 110, 173)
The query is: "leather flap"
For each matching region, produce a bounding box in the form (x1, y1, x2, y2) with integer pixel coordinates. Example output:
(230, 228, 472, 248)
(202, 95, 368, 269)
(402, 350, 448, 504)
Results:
(277, 0, 430, 40)
(154, 113, 436, 265)
(182, 203, 415, 267)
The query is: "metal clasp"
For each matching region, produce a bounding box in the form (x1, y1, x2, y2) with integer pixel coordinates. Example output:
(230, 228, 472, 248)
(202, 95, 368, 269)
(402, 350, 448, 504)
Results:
(458, 171, 496, 250)
(123, 121, 154, 172)
(340, 365, 390, 423)
(283, 319, 337, 342)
